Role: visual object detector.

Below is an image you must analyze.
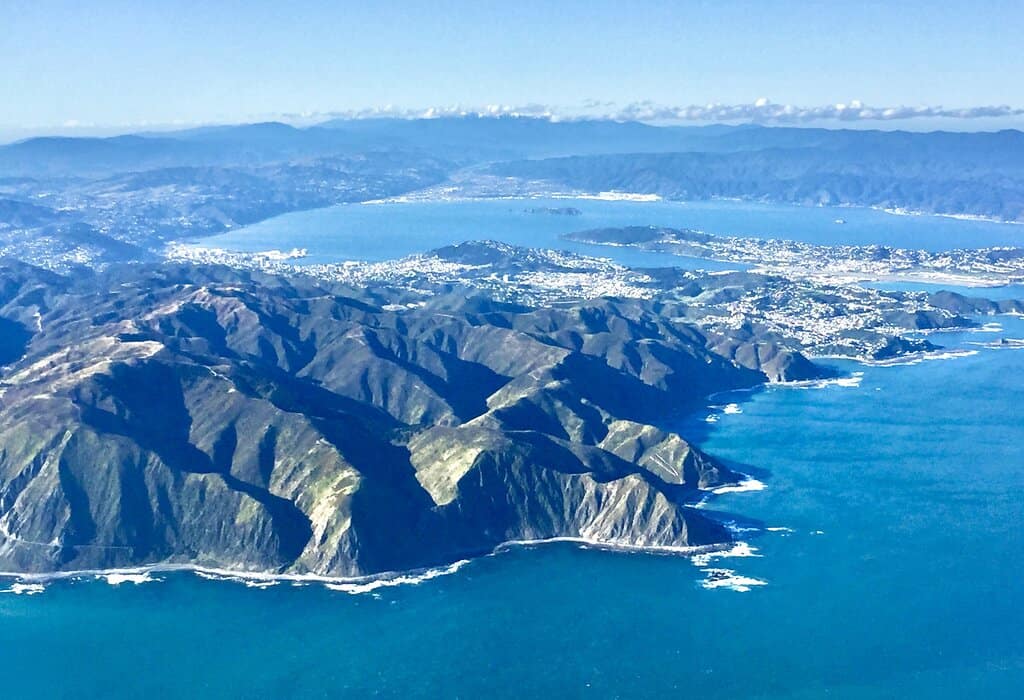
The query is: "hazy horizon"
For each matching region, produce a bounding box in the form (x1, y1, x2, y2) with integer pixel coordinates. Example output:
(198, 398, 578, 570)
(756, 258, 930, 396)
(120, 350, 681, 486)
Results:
(3, 110, 1023, 146)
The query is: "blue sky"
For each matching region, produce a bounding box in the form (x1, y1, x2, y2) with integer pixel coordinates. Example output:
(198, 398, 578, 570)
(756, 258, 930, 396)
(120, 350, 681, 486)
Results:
(3, 0, 1023, 135)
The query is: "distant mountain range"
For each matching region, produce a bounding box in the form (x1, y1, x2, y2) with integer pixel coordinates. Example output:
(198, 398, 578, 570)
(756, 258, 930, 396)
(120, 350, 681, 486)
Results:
(489, 139, 1024, 221)
(3, 117, 1022, 226)
(0, 117, 714, 175)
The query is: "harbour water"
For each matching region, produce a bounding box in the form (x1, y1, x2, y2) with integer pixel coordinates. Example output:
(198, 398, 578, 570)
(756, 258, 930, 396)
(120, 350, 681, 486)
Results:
(196, 197, 1024, 266)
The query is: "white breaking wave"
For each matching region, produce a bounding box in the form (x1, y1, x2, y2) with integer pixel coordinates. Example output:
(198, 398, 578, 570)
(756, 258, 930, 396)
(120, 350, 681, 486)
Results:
(781, 372, 864, 390)
(244, 580, 279, 589)
(324, 559, 472, 595)
(193, 570, 236, 582)
(690, 540, 761, 567)
(693, 473, 768, 508)
(2, 559, 474, 596)
(191, 571, 278, 588)
(832, 373, 866, 387)
(699, 568, 768, 592)
(191, 573, 280, 589)
(709, 478, 767, 495)
(721, 520, 761, 535)
(103, 572, 159, 585)
(722, 403, 743, 414)
(1, 582, 46, 595)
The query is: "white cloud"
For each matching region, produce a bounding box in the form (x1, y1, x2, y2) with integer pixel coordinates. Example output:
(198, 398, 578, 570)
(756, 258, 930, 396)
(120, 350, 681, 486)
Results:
(289, 103, 558, 122)
(299, 100, 1024, 125)
(609, 99, 1024, 123)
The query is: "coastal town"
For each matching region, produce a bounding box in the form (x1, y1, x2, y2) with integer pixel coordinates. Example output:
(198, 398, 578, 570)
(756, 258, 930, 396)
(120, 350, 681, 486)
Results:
(166, 238, 1022, 362)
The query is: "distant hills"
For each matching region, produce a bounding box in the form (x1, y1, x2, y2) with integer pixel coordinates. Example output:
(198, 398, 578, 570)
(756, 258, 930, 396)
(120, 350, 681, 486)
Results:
(0, 117, 703, 175)
(3, 116, 1022, 221)
(489, 138, 1024, 221)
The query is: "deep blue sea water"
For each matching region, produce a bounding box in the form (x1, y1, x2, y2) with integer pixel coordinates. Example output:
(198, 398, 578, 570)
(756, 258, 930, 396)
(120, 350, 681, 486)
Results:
(4, 201, 1024, 698)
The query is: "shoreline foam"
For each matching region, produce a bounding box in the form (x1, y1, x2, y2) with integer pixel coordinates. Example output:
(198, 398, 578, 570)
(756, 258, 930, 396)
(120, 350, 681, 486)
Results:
(0, 535, 741, 595)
